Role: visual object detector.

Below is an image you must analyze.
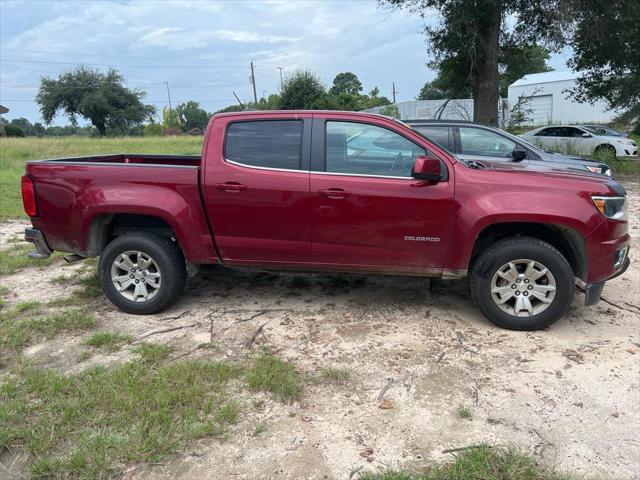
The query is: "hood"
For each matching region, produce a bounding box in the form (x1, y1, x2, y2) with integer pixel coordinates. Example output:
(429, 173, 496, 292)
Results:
(541, 151, 603, 165)
(463, 159, 625, 194)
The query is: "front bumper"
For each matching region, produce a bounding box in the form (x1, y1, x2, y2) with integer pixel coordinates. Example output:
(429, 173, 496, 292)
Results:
(584, 253, 630, 306)
(24, 228, 52, 259)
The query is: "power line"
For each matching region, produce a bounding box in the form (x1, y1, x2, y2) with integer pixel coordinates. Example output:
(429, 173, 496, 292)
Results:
(1, 59, 248, 69)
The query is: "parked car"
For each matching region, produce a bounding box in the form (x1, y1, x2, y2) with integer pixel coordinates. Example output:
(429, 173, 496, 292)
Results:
(21, 111, 630, 330)
(405, 119, 612, 176)
(519, 125, 638, 159)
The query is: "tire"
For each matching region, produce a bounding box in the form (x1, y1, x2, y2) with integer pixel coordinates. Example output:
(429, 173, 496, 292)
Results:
(594, 144, 617, 161)
(470, 237, 574, 330)
(99, 232, 186, 314)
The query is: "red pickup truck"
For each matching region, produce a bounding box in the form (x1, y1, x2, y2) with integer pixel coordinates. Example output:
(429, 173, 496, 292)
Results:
(22, 111, 630, 330)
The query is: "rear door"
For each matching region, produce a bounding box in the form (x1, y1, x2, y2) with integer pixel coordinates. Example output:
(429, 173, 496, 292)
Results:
(410, 124, 454, 151)
(202, 115, 312, 264)
(309, 116, 455, 272)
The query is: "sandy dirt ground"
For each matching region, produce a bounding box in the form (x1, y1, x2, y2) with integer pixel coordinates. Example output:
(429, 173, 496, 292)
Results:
(1, 182, 639, 480)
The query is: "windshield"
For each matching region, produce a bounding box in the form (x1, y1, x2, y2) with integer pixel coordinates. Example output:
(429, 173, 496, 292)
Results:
(583, 125, 626, 136)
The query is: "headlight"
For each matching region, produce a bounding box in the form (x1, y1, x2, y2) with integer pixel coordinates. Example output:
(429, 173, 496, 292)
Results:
(585, 165, 601, 173)
(591, 196, 627, 221)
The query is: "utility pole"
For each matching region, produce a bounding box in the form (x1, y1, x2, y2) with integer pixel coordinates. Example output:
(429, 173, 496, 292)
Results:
(277, 66, 284, 91)
(392, 82, 397, 103)
(250, 61, 258, 104)
(163, 81, 173, 113)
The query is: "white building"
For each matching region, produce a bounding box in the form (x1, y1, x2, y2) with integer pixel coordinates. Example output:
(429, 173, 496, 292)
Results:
(508, 71, 617, 125)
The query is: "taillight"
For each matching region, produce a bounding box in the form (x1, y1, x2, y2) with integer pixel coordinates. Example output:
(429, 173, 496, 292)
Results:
(21, 175, 38, 217)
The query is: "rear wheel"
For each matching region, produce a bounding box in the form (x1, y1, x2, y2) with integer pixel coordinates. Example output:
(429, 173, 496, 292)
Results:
(99, 232, 186, 314)
(594, 144, 617, 161)
(470, 237, 574, 330)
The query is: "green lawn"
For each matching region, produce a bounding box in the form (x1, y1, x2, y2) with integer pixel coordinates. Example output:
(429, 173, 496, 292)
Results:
(0, 136, 203, 220)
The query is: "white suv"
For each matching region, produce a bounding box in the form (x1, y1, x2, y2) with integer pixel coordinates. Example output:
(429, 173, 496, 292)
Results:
(520, 125, 637, 159)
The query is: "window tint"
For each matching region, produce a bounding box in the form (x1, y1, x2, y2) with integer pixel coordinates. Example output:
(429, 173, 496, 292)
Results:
(535, 128, 557, 137)
(413, 126, 451, 150)
(326, 121, 425, 177)
(459, 127, 516, 159)
(225, 120, 302, 170)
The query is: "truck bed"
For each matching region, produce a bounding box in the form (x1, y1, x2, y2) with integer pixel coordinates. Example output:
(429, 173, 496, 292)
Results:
(31, 153, 201, 167)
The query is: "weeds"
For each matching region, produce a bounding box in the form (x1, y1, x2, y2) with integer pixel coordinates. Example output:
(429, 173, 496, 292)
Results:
(0, 306, 97, 352)
(0, 358, 241, 478)
(358, 445, 572, 479)
(456, 406, 472, 419)
(134, 342, 173, 363)
(83, 331, 133, 352)
(322, 366, 351, 384)
(245, 349, 302, 402)
(0, 243, 59, 275)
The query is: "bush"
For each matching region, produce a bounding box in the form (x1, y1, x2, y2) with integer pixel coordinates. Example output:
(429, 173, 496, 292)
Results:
(144, 122, 163, 136)
(5, 124, 25, 137)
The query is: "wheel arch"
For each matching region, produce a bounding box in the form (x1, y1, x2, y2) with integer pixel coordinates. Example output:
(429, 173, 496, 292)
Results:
(469, 222, 587, 281)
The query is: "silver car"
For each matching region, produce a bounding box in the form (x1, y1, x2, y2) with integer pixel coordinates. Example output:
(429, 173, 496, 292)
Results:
(406, 120, 612, 176)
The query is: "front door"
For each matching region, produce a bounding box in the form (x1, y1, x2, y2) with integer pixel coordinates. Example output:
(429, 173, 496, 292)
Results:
(202, 116, 312, 264)
(309, 118, 455, 272)
(456, 126, 525, 164)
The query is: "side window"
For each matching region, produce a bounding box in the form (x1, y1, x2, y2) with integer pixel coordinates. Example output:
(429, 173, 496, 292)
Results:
(326, 121, 425, 177)
(459, 127, 516, 159)
(225, 120, 303, 170)
(535, 128, 555, 137)
(413, 126, 451, 150)
(568, 127, 586, 137)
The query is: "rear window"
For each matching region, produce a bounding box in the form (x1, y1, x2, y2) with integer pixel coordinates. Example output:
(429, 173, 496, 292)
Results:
(413, 125, 451, 151)
(225, 120, 303, 170)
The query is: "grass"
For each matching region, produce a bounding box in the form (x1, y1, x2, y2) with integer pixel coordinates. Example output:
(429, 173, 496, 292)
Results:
(456, 406, 472, 420)
(134, 342, 173, 363)
(245, 349, 303, 402)
(1, 358, 241, 479)
(0, 348, 304, 478)
(0, 243, 60, 275)
(0, 136, 202, 220)
(48, 270, 103, 307)
(358, 445, 572, 480)
(0, 305, 97, 352)
(83, 331, 133, 352)
(322, 366, 351, 384)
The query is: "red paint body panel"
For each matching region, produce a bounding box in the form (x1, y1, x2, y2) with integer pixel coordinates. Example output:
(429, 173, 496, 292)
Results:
(22, 110, 629, 287)
(26, 161, 215, 263)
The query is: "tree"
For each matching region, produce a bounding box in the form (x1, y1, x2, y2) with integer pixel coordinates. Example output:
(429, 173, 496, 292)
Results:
(381, 0, 568, 125)
(499, 45, 552, 97)
(175, 101, 210, 131)
(279, 70, 327, 110)
(568, 0, 640, 131)
(364, 87, 392, 108)
(36, 66, 155, 135)
(380, 104, 401, 118)
(330, 72, 363, 96)
(417, 81, 446, 100)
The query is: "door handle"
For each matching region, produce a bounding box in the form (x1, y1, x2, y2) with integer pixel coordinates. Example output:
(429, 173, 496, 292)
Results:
(216, 182, 247, 192)
(318, 188, 350, 199)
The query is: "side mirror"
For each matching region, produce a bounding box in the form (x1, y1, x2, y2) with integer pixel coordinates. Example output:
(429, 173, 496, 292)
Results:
(511, 148, 527, 162)
(412, 156, 441, 181)
(581, 132, 592, 138)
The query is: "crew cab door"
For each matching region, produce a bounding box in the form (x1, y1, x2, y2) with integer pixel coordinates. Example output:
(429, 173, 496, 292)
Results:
(201, 115, 312, 264)
(309, 116, 455, 272)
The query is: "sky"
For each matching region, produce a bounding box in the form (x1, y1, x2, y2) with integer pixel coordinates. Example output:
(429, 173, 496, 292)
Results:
(0, 0, 573, 125)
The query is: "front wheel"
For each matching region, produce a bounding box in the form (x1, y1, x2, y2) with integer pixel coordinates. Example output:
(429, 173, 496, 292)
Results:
(594, 144, 617, 161)
(99, 232, 186, 314)
(470, 237, 575, 330)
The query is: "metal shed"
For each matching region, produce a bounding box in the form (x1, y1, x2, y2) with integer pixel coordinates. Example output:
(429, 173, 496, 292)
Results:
(507, 71, 617, 125)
